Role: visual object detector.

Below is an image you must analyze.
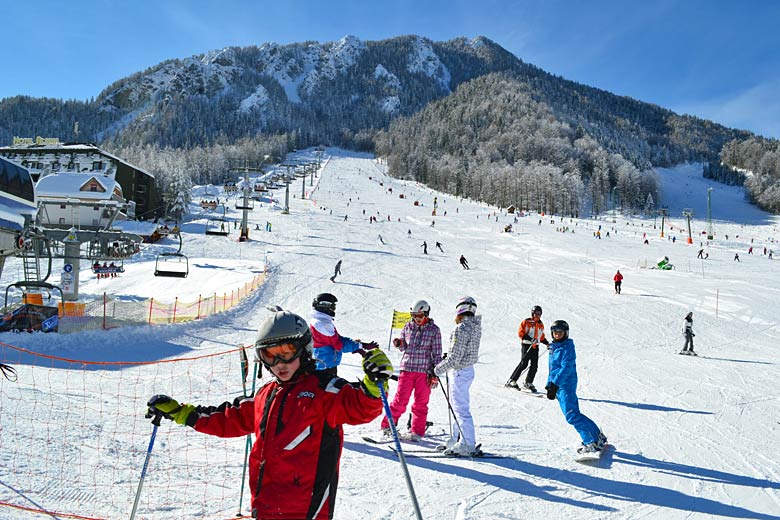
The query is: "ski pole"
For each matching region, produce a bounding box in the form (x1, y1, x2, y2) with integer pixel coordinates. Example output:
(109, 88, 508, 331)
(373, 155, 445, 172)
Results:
(378, 383, 424, 520)
(129, 411, 163, 520)
(0, 362, 17, 382)
(445, 373, 452, 439)
(438, 380, 465, 443)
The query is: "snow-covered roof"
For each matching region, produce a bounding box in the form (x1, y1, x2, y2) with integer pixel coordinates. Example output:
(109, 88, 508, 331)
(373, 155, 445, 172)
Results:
(35, 172, 121, 200)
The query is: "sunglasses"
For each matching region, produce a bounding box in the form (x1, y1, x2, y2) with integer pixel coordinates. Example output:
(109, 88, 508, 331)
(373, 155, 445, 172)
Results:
(256, 342, 302, 367)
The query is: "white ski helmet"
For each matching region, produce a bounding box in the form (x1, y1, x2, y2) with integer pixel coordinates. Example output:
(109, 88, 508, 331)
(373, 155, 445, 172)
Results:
(411, 300, 430, 316)
(455, 296, 477, 316)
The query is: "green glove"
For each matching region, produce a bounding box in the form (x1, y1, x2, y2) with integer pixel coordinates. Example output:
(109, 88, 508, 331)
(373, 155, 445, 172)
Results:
(147, 394, 196, 425)
(362, 349, 393, 398)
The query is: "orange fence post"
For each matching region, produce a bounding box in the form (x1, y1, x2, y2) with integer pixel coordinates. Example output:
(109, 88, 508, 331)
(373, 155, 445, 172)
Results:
(148, 298, 154, 325)
(197, 295, 202, 319)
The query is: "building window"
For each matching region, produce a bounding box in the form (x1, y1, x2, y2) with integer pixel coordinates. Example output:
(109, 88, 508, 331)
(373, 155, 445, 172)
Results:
(59, 218, 66, 225)
(92, 161, 104, 171)
(92, 219, 99, 226)
(90, 182, 98, 192)
(60, 204, 66, 209)
(51, 161, 60, 171)
(94, 206, 100, 211)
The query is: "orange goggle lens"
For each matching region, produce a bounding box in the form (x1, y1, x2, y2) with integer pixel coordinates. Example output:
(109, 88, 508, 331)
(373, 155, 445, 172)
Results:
(256, 343, 301, 366)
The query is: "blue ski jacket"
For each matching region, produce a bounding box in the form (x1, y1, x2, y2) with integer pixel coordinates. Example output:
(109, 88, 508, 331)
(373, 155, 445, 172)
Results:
(547, 338, 578, 389)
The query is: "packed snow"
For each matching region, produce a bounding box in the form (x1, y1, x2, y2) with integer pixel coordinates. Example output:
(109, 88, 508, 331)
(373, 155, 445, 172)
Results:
(1, 149, 779, 519)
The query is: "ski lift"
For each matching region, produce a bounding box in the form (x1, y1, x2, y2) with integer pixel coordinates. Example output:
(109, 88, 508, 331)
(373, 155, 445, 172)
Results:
(154, 234, 189, 278)
(1, 281, 63, 332)
(205, 204, 230, 236)
(236, 198, 254, 211)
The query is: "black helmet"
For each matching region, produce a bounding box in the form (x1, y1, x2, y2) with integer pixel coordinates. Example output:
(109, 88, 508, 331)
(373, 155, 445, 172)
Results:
(312, 293, 338, 316)
(255, 310, 313, 367)
(550, 320, 569, 340)
(532, 305, 543, 315)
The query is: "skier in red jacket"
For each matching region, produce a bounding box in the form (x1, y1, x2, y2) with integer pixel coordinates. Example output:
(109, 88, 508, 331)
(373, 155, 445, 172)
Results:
(147, 309, 392, 520)
(613, 270, 623, 294)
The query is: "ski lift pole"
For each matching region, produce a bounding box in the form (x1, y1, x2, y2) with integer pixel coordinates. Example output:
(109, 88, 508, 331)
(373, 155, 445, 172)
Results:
(129, 411, 163, 520)
(377, 383, 424, 520)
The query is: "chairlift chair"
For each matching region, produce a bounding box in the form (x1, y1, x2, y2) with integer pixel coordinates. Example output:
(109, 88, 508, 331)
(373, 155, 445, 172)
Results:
(154, 252, 189, 278)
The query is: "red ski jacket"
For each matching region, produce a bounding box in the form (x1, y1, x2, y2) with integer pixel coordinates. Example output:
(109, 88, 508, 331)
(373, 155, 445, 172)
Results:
(614, 272, 623, 282)
(188, 371, 382, 519)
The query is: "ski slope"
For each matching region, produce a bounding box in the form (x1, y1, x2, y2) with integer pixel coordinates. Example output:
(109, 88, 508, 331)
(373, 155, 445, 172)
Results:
(1, 149, 779, 519)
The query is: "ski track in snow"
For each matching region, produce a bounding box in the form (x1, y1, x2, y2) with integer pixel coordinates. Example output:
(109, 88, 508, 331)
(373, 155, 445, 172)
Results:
(0, 150, 779, 519)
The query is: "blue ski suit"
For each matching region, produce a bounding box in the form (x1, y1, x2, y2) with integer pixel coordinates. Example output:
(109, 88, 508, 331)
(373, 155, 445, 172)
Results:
(547, 337, 601, 445)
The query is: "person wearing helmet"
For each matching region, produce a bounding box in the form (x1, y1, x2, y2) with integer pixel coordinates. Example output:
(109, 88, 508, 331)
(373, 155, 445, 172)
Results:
(382, 299, 442, 441)
(310, 293, 376, 376)
(544, 320, 607, 458)
(146, 308, 392, 520)
(434, 297, 483, 456)
(505, 305, 549, 392)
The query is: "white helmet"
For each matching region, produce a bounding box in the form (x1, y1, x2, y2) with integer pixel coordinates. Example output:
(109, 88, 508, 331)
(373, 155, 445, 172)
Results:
(411, 300, 430, 316)
(455, 296, 477, 316)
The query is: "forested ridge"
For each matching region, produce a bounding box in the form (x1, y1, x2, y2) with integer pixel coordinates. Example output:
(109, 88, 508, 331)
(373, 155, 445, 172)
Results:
(1, 34, 776, 215)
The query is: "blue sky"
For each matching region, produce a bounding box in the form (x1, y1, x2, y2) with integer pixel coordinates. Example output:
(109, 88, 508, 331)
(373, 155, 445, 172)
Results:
(2, 0, 779, 138)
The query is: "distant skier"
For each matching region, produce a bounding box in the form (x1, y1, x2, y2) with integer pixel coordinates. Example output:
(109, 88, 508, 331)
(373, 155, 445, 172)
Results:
(680, 312, 696, 355)
(421, 241, 428, 255)
(544, 320, 607, 459)
(435, 241, 444, 253)
(378, 234, 385, 245)
(734, 253, 740, 262)
(459, 255, 470, 270)
(330, 259, 342, 283)
(408, 229, 412, 238)
(697, 248, 704, 259)
(613, 270, 623, 294)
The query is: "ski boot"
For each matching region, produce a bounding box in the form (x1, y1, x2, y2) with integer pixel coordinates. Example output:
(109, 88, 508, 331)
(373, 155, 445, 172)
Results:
(504, 379, 520, 390)
(522, 382, 538, 393)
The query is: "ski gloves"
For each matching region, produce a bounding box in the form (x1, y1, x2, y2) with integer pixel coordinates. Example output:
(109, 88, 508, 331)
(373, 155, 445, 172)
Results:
(545, 382, 558, 400)
(427, 374, 439, 390)
(362, 349, 394, 398)
(147, 394, 196, 425)
(360, 341, 379, 350)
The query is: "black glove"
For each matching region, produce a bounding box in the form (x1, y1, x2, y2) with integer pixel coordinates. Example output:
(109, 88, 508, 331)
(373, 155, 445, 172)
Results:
(545, 382, 558, 400)
(360, 341, 379, 350)
(541, 338, 549, 346)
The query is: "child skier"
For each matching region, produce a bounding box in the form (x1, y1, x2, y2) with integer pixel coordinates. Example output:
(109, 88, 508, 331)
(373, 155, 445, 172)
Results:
(544, 320, 607, 458)
(434, 296, 482, 456)
(146, 308, 392, 520)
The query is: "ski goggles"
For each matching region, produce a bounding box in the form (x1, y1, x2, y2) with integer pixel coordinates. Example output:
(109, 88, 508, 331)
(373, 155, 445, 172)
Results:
(255, 342, 302, 367)
(411, 312, 426, 320)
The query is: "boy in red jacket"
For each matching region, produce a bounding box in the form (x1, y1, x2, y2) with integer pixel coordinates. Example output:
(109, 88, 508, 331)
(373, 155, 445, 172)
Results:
(147, 309, 392, 520)
(614, 270, 623, 294)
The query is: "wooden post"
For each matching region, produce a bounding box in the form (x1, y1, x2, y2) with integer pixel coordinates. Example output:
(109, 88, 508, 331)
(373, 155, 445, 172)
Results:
(196, 295, 202, 319)
(148, 298, 154, 325)
(173, 297, 178, 324)
(103, 292, 107, 330)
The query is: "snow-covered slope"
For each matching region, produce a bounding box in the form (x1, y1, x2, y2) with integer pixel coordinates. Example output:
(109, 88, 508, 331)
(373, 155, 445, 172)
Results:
(1, 150, 778, 519)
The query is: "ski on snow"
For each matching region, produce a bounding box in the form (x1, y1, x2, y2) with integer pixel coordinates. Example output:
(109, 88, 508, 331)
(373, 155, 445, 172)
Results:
(388, 444, 512, 460)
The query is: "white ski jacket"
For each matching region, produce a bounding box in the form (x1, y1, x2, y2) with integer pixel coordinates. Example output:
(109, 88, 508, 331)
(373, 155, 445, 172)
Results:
(435, 315, 482, 376)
